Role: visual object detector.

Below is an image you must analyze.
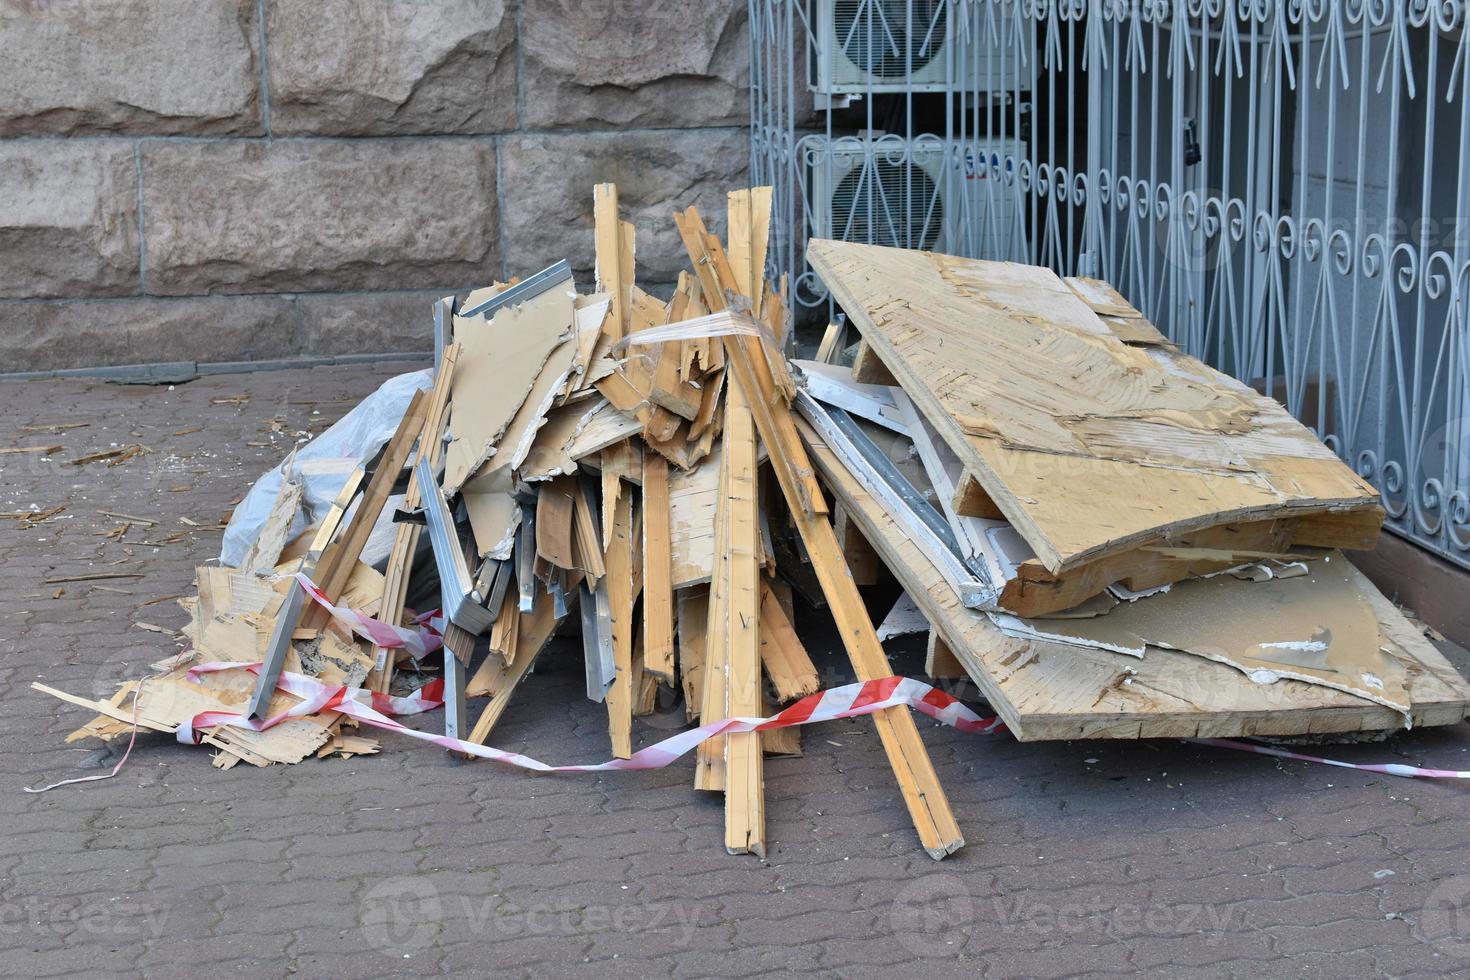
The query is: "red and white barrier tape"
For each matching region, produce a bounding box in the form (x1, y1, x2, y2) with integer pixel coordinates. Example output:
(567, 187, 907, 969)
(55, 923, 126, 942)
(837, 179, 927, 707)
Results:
(292, 572, 442, 659)
(173, 662, 1470, 781)
(179, 662, 1005, 772)
(1190, 738, 1470, 779)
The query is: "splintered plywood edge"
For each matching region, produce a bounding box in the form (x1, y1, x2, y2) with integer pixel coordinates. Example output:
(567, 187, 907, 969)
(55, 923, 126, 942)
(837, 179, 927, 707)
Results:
(799, 415, 1470, 739)
(807, 240, 1382, 574)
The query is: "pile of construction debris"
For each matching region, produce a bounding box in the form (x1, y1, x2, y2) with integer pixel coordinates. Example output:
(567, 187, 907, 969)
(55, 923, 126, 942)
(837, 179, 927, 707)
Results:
(37, 184, 1470, 860)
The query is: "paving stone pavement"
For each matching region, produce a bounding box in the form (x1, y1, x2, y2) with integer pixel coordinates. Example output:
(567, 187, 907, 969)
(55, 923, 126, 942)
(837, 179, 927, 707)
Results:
(4, 361, 1470, 979)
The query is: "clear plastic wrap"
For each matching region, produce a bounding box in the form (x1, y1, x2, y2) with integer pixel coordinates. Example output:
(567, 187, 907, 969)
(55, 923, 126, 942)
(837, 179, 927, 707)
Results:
(219, 369, 433, 569)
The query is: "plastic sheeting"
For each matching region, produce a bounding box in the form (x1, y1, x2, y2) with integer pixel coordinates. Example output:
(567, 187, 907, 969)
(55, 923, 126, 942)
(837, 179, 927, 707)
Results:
(219, 370, 433, 570)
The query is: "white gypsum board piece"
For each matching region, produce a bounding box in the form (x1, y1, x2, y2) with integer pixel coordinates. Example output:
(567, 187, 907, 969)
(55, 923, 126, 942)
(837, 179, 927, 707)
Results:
(793, 358, 908, 434)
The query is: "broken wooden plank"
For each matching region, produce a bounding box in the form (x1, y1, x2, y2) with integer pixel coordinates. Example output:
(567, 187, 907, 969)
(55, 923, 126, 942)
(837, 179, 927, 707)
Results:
(369, 343, 460, 691)
(305, 388, 430, 630)
(672, 207, 826, 516)
(759, 579, 819, 701)
(722, 371, 764, 857)
(694, 421, 731, 792)
(714, 327, 964, 859)
(535, 476, 579, 571)
(815, 317, 847, 364)
(641, 451, 676, 686)
(467, 579, 568, 745)
(800, 413, 1470, 738)
(593, 182, 629, 341)
(669, 447, 720, 588)
(925, 631, 966, 680)
(304, 465, 366, 564)
(807, 240, 1383, 575)
(677, 587, 709, 722)
(603, 486, 636, 759)
(851, 339, 897, 386)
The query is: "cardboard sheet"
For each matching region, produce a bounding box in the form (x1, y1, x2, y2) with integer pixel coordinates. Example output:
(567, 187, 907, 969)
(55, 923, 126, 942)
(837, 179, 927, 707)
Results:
(442, 283, 574, 495)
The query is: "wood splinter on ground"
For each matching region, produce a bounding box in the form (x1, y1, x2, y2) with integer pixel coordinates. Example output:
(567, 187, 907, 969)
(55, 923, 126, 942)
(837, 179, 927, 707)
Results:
(30, 181, 1470, 863)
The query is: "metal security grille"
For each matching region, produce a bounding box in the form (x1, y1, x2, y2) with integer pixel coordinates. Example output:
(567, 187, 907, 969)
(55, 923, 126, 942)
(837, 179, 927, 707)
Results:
(751, 0, 1470, 571)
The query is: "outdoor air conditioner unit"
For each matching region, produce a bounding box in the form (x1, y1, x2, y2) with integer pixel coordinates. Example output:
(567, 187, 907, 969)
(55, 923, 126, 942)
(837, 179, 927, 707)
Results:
(810, 0, 1024, 94)
(807, 135, 1024, 259)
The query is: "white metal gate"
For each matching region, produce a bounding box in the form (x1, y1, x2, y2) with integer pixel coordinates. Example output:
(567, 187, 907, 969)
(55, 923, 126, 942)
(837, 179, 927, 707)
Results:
(751, 0, 1470, 570)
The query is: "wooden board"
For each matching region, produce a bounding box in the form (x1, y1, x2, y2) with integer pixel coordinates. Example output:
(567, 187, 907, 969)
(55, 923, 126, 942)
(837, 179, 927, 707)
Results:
(304, 388, 429, 631)
(603, 487, 636, 759)
(679, 200, 962, 858)
(467, 581, 566, 745)
(1063, 276, 1173, 347)
(759, 580, 819, 701)
(641, 452, 676, 685)
(807, 240, 1383, 575)
(695, 433, 731, 791)
(369, 345, 458, 691)
(678, 587, 709, 721)
(669, 448, 720, 588)
(722, 371, 765, 857)
(801, 417, 1470, 740)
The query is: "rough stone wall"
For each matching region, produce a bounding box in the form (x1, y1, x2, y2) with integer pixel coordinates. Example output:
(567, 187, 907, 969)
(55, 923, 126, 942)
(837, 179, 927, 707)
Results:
(0, 0, 751, 372)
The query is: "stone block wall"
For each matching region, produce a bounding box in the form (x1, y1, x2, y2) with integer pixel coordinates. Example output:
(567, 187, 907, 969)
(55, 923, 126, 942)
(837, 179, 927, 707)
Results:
(0, 0, 751, 372)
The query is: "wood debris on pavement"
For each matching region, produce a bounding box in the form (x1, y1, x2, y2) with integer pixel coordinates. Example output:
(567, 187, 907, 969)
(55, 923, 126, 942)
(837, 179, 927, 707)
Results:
(31, 184, 1470, 862)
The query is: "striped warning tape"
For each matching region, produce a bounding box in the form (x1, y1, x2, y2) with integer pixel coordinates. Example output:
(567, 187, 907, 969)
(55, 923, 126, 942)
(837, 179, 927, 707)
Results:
(87, 575, 1457, 782)
(292, 571, 442, 659)
(179, 662, 1004, 772)
(174, 661, 1470, 781)
(1190, 738, 1470, 779)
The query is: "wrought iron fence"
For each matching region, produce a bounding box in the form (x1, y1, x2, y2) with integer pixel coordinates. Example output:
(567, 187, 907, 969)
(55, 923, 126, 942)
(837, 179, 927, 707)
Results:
(750, 0, 1470, 570)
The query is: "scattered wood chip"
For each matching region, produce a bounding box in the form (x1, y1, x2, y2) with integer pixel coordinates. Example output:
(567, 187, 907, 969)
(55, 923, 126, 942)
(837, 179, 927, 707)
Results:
(100, 511, 157, 526)
(69, 444, 150, 466)
(140, 530, 191, 546)
(43, 572, 145, 584)
(0, 445, 62, 456)
(133, 622, 176, 635)
(1, 505, 66, 526)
